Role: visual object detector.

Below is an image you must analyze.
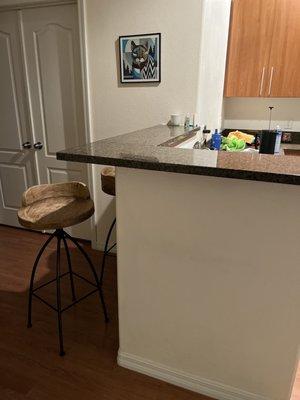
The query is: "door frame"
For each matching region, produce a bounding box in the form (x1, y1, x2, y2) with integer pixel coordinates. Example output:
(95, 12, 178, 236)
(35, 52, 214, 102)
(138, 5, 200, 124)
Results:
(77, 0, 97, 248)
(0, 0, 97, 247)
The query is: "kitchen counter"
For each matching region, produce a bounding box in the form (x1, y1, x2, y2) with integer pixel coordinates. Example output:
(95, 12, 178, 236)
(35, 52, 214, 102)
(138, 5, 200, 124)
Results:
(57, 125, 300, 185)
(57, 125, 300, 400)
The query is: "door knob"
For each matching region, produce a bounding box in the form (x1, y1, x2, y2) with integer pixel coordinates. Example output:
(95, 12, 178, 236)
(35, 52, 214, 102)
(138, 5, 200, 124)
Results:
(33, 142, 43, 150)
(22, 141, 32, 149)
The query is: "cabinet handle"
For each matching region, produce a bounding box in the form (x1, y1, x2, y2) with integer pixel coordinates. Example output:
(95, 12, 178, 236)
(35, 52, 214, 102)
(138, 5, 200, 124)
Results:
(268, 67, 274, 96)
(259, 67, 266, 96)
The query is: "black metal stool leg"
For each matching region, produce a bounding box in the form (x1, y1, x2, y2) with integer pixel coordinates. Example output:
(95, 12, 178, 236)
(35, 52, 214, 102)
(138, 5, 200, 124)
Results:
(64, 232, 109, 323)
(100, 218, 116, 285)
(62, 234, 76, 301)
(55, 233, 65, 356)
(27, 232, 56, 328)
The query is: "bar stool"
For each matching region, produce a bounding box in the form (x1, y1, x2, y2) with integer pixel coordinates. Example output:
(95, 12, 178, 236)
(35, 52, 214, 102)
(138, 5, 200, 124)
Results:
(100, 167, 116, 285)
(18, 181, 109, 356)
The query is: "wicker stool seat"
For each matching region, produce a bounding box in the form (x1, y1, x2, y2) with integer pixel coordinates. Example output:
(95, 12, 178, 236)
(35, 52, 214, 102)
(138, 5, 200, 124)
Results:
(101, 167, 116, 196)
(18, 182, 94, 230)
(18, 181, 108, 356)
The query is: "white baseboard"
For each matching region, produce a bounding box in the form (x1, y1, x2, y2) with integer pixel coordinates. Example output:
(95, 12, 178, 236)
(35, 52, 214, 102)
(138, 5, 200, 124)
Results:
(117, 351, 271, 400)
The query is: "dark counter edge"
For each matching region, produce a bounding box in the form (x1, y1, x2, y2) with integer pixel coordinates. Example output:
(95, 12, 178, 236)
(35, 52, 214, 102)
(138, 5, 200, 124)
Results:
(56, 152, 300, 186)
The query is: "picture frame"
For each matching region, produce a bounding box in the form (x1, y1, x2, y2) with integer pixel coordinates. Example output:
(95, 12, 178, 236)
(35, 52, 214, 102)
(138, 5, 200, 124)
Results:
(119, 33, 161, 84)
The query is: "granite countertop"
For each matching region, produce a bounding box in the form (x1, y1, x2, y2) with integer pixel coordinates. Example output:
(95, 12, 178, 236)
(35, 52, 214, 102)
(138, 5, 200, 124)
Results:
(57, 125, 300, 185)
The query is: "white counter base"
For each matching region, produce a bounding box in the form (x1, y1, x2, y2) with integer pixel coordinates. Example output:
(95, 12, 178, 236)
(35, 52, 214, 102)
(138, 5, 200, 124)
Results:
(116, 167, 300, 400)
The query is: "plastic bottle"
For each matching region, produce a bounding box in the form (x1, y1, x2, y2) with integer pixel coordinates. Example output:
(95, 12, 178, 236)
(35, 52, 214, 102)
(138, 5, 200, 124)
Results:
(184, 114, 190, 129)
(211, 129, 222, 150)
(274, 125, 282, 154)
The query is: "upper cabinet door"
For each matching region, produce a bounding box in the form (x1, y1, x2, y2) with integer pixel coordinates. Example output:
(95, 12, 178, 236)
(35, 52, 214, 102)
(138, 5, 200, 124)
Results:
(268, 0, 300, 97)
(224, 0, 277, 97)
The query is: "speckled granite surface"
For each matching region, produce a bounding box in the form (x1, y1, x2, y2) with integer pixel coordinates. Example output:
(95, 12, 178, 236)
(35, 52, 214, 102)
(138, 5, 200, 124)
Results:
(57, 125, 300, 185)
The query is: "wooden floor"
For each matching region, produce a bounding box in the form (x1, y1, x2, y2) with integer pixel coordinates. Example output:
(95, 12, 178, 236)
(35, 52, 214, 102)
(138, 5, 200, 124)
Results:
(0, 225, 214, 400)
(0, 225, 299, 400)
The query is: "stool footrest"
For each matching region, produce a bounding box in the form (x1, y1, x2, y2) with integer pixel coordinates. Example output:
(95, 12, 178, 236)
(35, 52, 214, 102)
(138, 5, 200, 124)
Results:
(32, 293, 58, 312)
(72, 271, 98, 288)
(33, 287, 100, 314)
(33, 271, 70, 293)
(32, 271, 101, 314)
(27, 228, 109, 356)
(61, 288, 99, 313)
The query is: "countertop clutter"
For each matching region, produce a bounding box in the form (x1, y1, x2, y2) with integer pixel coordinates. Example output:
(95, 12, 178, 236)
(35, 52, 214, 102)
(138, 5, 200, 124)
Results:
(57, 125, 300, 186)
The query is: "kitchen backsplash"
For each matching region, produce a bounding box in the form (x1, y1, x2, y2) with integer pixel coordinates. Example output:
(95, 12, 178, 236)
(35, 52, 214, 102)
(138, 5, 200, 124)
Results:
(223, 98, 300, 131)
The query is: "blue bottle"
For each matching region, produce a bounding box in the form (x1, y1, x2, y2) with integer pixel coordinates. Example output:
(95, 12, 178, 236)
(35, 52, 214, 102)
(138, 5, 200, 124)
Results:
(211, 129, 222, 150)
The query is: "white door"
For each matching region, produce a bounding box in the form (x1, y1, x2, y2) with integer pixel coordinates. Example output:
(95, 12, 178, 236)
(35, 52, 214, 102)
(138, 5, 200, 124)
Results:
(0, 10, 37, 227)
(0, 4, 91, 240)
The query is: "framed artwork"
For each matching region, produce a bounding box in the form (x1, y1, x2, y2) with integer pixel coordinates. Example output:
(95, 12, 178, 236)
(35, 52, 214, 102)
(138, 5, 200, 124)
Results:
(119, 33, 161, 83)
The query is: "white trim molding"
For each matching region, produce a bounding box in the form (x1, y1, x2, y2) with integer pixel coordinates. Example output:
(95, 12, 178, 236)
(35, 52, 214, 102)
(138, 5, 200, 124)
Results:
(77, 0, 96, 246)
(118, 352, 271, 400)
(0, 1, 75, 12)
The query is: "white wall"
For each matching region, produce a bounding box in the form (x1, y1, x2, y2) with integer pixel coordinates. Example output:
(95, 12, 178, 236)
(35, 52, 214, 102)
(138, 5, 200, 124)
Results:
(192, 1, 300, 133)
(83, 0, 204, 248)
(86, 0, 203, 137)
(116, 167, 300, 400)
(197, 0, 231, 130)
(224, 98, 300, 131)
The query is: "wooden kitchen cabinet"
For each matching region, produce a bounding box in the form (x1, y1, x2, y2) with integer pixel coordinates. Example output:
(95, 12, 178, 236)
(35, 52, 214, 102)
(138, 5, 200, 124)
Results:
(268, 0, 300, 97)
(224, 0, 276, 97)
(224, 0, 300, 97)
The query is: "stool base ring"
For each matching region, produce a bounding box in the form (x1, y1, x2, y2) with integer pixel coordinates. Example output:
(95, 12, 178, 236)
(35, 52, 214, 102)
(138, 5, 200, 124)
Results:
(27, 229, 109, 356)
